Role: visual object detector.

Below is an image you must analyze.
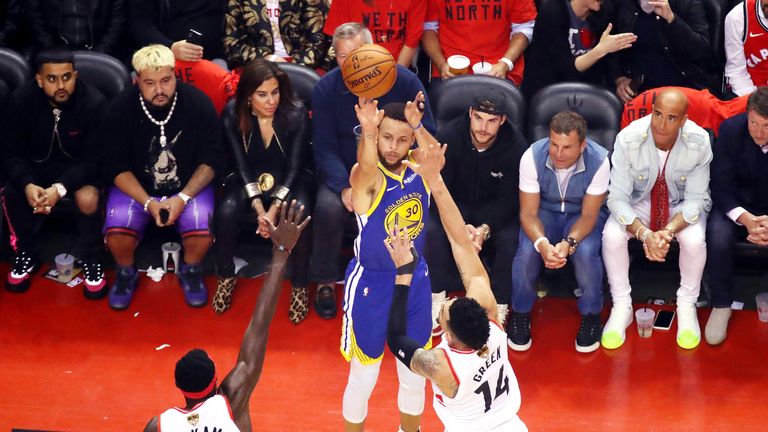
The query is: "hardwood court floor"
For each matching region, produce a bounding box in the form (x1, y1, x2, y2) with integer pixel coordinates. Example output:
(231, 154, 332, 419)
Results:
(0, 263, 766, 431)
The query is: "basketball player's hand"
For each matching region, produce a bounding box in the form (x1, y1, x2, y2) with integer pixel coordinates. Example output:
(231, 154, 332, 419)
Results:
(258, 203, 280, 239)
(615, 76, 635, 103)
(354, 97, 385, 133)
(171, 40, 203, 62)
(490, 62, 509, 79)
(595, 24, 637, 56)
(403, 142, 446, 185)
(164, 196, 186, 226)
(341, 187, 354, 212)
(266, 200, 311, 251)
(384, 225, 416, 268)
(439, 63, 456, 80)
(466, 224, 483, 253)
(404, 91, 426, 128)
(648, 0, 674, 23)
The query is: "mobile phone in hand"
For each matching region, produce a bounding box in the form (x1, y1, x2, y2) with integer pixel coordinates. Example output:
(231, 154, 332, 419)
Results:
(186, 29, 203, 46)
(160, 208, 169, 224)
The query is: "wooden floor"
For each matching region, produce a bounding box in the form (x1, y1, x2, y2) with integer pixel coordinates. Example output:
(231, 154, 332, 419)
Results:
(1, 263, 766, 431)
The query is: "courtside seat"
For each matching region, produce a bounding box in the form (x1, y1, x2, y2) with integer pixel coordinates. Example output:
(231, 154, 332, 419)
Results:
(72, 51, 130, 99)
(275, 62, 321, 111)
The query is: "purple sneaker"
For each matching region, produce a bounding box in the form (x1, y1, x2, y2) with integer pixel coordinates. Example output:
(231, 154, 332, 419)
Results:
(179, 264, 208, 308)
(108, 266, 138, 310)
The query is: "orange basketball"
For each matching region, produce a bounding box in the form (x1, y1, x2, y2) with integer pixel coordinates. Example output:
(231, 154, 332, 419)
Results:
(341, 44, 397, 99)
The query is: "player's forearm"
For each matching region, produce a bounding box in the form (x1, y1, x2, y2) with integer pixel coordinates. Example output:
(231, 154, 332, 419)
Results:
(356, 129, 379, 170)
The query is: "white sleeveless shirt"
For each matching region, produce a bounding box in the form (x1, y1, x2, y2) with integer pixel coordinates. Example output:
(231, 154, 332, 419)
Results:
(159, 394, 240, 432)
(433, 322, 527, 432)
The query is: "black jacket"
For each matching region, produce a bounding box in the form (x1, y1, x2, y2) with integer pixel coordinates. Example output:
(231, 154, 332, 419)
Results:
(712, 113, 768, 216)
(130, 0, 225, 60)
(437, 114, 527, 232)
(222, 100, 309, 202)
(1, 79, 106, 191)
(610, 0, 719, 92)
(23, 0, 126, 54)
(521, 0, 613, 101)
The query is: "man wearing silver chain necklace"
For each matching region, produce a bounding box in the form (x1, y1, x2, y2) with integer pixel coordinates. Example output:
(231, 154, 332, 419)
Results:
(1, 48, 107, 298)
(101, 44, 223, 311)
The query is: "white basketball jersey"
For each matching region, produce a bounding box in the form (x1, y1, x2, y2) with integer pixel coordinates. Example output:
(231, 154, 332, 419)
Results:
(159, 394, 240, 432)
(433, 322, 526, 432)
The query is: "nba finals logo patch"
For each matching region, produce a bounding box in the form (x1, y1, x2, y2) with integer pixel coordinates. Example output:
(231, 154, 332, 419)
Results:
(384, 194, 424, 239)
(187, 413, 199, 426)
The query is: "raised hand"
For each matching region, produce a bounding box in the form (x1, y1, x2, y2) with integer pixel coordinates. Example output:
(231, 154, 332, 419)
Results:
(384, 224, 417, 268)
(265, 200, 311, 252)
(648, 0, 675, 23)
(404, 91, 426, 129)
(402, 142, 447, 184)
(354, 97, 384, 133)
(596, 24, 637, 55)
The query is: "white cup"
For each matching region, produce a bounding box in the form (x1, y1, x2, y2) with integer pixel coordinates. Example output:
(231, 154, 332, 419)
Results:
(161, 242, 181, 274)
(635, 307, 655, 338)
(756, 293, 768, 323)
(55, 253, 75, 277)
(447, 55, 470, 76)
(472, 61, 493, 75)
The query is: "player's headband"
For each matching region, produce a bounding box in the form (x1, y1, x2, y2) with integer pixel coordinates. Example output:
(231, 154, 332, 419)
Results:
(181, 374, 217, 399)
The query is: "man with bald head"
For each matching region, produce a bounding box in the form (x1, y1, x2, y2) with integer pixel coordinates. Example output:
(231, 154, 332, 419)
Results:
(602, 89, 712, 350)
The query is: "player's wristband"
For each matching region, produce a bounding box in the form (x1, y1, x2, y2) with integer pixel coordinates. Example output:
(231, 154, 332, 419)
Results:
(395, 246, 420, 275)
(409, 121, 423, 131)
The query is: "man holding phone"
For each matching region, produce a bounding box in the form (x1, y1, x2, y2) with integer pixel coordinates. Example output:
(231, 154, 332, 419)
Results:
(602, 89, 712, 350)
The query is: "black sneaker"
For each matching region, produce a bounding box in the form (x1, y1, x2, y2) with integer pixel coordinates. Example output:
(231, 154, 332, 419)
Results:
(82, 259, 107, 300)
(507, 312, 532, 351)
(179, 264, 208, 308)
(576, 313, 602, 353)
(315, 284, 337, 319)
(108, 266, 139, 310)
(6, 250, 39, 293)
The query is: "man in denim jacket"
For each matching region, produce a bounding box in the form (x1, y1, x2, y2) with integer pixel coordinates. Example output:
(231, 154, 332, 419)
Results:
(602, 89, 712, 350)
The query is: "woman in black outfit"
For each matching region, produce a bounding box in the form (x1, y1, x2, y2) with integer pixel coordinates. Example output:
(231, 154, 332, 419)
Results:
(213, 59, 313, 323)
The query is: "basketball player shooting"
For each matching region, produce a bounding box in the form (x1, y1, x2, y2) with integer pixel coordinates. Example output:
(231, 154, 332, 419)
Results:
(385, 143, 528, 431)
(143, 201, 310, 432)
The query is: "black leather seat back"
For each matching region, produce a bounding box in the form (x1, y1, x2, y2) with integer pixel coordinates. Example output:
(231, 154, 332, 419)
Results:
(0, 48, 31, 104)
(72, 51, 130, 99)
(527, 82, 623, 151)
(276, 62, 321, 112)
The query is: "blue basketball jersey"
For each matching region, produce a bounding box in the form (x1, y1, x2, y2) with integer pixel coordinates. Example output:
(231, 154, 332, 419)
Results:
(354, 156, 430, 270)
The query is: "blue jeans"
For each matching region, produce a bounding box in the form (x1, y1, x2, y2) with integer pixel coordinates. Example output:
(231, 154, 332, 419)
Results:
(512, 208, 608, 315)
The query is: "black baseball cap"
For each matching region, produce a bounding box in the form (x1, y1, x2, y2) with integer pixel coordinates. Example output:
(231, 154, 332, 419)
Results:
(471, 94, 506, 116)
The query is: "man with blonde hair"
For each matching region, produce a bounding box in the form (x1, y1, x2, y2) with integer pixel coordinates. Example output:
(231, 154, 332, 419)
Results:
(101, 44, 223, 310)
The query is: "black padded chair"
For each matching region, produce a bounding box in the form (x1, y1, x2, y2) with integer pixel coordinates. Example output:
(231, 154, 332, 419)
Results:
(0, 48, 31, 104)
(72, 51, 130, 99)
(276, 62, 320, 112)
(527, 82, 623, 151)
(428, 75, 526, 133)
(701, 0, 730, 94)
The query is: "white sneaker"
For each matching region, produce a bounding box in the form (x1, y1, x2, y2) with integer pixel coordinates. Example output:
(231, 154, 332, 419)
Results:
(600, 304, 633, 350)
(496, 304, 509, 326)
(677, 303, 701, 349)
(705, 307, 732, 346)
(432, 291, 447, 336)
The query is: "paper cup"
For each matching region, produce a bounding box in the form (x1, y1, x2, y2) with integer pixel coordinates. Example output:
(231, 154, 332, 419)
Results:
(447, 55, 470, 76)
(472, 61, 493, 75)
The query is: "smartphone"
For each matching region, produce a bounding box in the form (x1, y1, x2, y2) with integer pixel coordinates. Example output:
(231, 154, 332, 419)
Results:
(186, 29, 203, 46)
(160, 208, 169, 224)
(653, 310, 675, 330)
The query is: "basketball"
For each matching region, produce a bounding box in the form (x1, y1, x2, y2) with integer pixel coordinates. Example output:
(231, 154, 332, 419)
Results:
(341, 44, 397, 99)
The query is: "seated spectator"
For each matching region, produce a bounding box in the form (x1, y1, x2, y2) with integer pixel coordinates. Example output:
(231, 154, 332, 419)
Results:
(1, 48, 106, 297)
(174, 59, 236, 115)
(323, 0, 425, 68)
(622, 86, 749, 134)
(129, 0, 225, 62)
(602, 89, 712, 350)
(213, 59, 314, 323)
(223, 0, 330, 70)
(101, 44, 223, 310)
(508, 111, 610, 353)
(426, 94, 526, 335)
(21, 0, 125, 56)
(724, 0, 768, 96)
(611, 0, 718, 102)
(521, 0, 636, 101)
(421, 0, 537, 83)
(310, 22, 434, 319)
(706, 87, 768, 345)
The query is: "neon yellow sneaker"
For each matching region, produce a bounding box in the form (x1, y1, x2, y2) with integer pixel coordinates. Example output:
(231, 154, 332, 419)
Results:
(676, 304, 701, 349)
(601, 304, 633, 350)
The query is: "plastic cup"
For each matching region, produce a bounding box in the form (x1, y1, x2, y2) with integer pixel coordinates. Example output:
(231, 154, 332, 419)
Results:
(447, 55, 470, 76)
(161, 242, 181, 274)
(55, 253, 75, 277)
(635, 307, 655, 338)
(472, 61, 493, 75)
(756, 293, 768, 322)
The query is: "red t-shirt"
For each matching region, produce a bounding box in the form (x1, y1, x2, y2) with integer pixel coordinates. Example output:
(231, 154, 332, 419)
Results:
(426, 0, 537, 84)
(743, 0, 768, 86)
(324, 0, 426, 61)
(621, 87, 749, 136)
(175, 60, 236, 115)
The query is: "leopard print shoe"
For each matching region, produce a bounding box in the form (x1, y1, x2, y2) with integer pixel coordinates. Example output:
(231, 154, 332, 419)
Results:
(288, 286, 309, 324)
(213, 276, 236, 314)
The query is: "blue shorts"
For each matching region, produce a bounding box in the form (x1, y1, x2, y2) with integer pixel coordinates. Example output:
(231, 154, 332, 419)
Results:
(340, 257, 432, 364)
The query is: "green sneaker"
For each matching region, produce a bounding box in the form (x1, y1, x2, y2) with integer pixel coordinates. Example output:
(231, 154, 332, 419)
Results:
(601, 304, 633, 350)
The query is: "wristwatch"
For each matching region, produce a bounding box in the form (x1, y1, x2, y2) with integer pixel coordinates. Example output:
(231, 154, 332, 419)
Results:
(52, 182, 67, 198)
(563, 236, 579, 255)
(177, 192, 192, 204)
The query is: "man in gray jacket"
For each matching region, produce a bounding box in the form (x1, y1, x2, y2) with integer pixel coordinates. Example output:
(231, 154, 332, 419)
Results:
(601, 89, 712, 350)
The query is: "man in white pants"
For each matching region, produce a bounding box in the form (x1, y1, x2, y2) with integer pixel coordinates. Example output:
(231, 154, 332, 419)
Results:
(602, 89, 712, 350)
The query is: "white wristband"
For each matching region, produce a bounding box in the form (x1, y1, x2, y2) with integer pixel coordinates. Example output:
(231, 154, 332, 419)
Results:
(498, 57, 513, 71)
(177, 192, 192, 204)
(533, 236, 548, 253)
